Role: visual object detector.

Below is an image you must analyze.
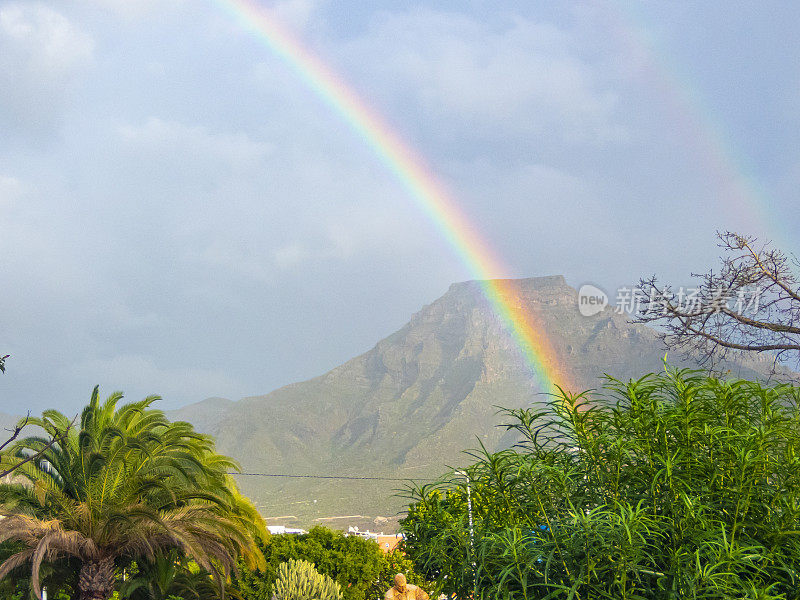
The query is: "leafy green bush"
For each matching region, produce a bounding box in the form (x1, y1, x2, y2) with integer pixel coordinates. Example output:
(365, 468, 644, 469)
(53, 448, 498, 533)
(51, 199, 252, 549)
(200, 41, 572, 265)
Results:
(401, 369, 800, 599)
(273, 559, 341, 600)
(234, 527, 426, 600)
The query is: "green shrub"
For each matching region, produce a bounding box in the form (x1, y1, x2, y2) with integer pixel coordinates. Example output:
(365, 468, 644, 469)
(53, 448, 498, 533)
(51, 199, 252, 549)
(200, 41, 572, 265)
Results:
(233, 526, 426, 600)
(401, 368, 800, 599)
(273, 559, 341, 600)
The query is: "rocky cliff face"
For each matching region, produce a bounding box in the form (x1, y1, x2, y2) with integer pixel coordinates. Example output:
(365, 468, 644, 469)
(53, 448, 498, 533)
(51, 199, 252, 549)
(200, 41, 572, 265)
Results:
(171, 276, 794, 530)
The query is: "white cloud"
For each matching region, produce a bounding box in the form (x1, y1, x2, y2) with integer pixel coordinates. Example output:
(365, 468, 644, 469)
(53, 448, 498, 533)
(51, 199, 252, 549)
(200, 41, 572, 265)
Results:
(272, 0, 327, 31)
(78, 0, 184, 19)
(0, 3, 93, 72)
(322, 202, 412, 259)
(186, 239, 275, 282)
(273, 243, 310, 270)
(273, 205, 411, 270)
(339, 8, 625, 144)
(189, 198, 415, 278)
(0, 3, 93, 131)
(0, 174, 26, 206)
(0, 174, 97, 351)
(118, 117, 272, 173)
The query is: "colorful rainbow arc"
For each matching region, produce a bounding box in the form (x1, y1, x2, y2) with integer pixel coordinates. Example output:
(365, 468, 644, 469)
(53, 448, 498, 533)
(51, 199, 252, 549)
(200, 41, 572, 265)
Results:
(213, 0, 567, 393)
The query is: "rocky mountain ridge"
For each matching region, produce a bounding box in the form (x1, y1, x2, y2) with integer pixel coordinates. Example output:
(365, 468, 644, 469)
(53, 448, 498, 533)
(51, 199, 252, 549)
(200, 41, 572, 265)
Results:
(168, 276, 795, 531)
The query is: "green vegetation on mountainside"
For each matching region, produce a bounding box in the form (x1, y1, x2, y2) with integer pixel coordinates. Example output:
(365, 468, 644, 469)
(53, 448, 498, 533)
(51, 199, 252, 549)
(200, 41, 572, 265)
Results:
(171, 278, 794, 528)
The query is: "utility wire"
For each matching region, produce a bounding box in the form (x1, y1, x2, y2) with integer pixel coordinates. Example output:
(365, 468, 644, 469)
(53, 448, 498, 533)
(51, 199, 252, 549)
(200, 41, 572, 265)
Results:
(229, 472, 438, 482)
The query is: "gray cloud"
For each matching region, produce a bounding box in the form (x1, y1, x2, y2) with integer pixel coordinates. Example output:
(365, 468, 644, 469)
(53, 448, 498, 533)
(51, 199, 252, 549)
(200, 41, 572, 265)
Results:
(0, 3, 93, 135)
(0, 1, 798, 415)
(66, 354, 245, 410)
(337, 8, 626, 145)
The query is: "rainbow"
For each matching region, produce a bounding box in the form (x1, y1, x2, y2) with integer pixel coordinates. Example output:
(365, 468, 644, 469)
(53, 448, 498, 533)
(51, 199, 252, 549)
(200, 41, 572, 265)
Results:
(606, 3, 793, 255)
(211, 0, 568, 393)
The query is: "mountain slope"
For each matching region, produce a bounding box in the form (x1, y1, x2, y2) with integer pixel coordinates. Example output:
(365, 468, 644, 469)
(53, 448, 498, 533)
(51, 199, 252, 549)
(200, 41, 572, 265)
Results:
(175, 276, 793, 530)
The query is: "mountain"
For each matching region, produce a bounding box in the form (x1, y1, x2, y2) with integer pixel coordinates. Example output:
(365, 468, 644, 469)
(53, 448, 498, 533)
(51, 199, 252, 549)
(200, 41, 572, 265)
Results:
(169, 396, 234, 434)
(172, 276, 794, 531)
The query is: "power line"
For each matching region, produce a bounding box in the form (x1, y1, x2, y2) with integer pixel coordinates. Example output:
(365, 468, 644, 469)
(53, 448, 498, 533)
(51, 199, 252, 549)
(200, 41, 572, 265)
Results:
(229, 472, 438, 482)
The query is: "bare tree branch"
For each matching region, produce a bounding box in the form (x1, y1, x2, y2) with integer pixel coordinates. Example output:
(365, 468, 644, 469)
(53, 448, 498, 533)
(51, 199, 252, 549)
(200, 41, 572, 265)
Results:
(0, 416, 76, 479)
(635, 231, 800, 374)
(0, 354, 78, 479)
(0, 414, 30, 455)
(717, 305, 800, 335)
(739, 235, 800, 303)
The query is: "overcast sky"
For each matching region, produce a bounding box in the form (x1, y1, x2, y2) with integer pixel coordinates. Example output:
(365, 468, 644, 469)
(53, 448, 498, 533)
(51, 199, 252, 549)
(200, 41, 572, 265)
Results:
(2, 0, 799, 415)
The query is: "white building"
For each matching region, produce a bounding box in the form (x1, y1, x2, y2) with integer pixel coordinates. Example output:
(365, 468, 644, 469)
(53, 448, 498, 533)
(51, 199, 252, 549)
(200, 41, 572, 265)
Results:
(268, 525, 307, 535)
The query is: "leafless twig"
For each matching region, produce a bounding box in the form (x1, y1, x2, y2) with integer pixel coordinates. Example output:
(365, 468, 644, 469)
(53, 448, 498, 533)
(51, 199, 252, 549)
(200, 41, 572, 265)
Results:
(635, 232, 800, 374)
(0, 415, 76, 479)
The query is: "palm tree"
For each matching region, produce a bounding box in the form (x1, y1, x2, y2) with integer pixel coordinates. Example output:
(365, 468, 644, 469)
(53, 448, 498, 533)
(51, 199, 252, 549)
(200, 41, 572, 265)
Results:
(0, 387, 266, 600)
